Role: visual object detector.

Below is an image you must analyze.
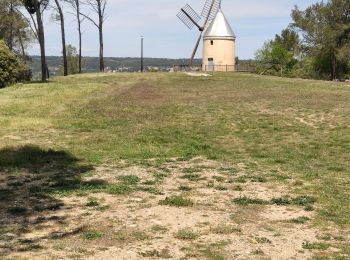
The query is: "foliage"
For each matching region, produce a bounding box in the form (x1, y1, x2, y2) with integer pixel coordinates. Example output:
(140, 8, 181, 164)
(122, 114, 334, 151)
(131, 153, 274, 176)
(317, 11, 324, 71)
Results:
(66, 44, 79, 74)
(0, 40, 30, 88)
(274, 28, 300, 53)
(255, 40, 295, 77)
(0, 0, 33, 58)
(256, 0, 350, 80)
(291, 0, 350, 80)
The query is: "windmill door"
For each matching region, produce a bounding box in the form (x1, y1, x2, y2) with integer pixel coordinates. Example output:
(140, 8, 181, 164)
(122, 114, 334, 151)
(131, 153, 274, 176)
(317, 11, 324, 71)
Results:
(208, 58, 214, 71)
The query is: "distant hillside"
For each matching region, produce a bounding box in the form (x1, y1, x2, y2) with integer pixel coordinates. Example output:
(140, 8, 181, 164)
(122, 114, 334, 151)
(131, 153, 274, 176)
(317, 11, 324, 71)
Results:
(28, 56, 202, 78)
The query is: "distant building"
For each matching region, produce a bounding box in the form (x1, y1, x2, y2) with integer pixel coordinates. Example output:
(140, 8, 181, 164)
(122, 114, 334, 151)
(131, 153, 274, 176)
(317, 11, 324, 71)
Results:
(202, 8, 236, 72)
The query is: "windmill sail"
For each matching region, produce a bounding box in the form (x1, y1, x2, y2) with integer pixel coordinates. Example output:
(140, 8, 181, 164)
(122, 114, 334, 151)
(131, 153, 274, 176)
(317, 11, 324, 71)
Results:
(201, 0, 221, 21)
(177, 4, 201, 30)
(176, 0, 223, 66)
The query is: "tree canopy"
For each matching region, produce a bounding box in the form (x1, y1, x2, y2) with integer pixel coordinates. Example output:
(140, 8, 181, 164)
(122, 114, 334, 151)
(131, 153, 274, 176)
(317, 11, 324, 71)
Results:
(292, 0, 350, 79)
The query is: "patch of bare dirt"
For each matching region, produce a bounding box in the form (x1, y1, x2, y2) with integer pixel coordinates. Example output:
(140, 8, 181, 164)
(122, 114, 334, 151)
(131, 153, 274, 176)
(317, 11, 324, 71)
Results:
(2, 157, 348, 259)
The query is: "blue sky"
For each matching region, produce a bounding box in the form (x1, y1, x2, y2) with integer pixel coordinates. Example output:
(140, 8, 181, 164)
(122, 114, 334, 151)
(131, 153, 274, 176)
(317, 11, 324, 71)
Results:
(29, 0, 319, 59)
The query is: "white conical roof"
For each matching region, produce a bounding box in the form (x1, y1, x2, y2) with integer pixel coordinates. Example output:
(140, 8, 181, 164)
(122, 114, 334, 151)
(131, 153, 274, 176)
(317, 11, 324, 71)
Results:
(203, 9, 236, 39)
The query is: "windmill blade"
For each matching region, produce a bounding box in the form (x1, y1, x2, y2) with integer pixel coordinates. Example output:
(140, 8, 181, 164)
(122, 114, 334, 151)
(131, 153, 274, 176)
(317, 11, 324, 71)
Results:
(189, 33, 202, 66)
(201, 0, 221, 21)
(177, 4, 201, 30)
(188, 0, 219, 65)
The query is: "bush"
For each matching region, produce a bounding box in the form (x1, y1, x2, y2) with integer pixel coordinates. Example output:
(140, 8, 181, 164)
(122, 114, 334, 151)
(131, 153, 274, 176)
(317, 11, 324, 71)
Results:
(0, 40, 30, 88)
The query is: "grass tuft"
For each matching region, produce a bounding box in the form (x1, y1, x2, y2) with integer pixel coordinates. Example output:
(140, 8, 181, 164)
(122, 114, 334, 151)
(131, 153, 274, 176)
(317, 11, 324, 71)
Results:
(233, 196, 268, 206)
(175, 228, 198, 240)
(159, 196, 193, 207)
(81, 231, 103, 240)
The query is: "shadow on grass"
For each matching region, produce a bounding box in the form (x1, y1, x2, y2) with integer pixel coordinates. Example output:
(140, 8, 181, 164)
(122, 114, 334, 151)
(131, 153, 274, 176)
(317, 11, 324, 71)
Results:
(0, 145, 94, 253)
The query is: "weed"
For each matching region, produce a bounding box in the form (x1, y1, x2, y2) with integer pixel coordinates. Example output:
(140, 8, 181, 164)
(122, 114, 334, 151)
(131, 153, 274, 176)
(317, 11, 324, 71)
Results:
(81, 231, 103, 240)
(288, 216, 310, 224)
(218, 167, 237, 175)
(179, 185, 192, 191)
(175, 228, 198, 240)
(211, 224, 241, 234)
(212, 176, 225, 182)
(233, 196, 268, 206)
(114, 229, 149, 242)
(142, 180, 157, 185)
(106, 184, 132, 195)
(153, 172, 168, 181)
(151, 225, 169, 233)
(252, 249, 265, 255)
(86, 197, 99, 207)
(182, 167, 202, 173)
(271, 197, 291, 205)
(249, 176, 268, 183)
(207, 181, 215, 187)
(255, 237, 271, 244)
(180, 173, 204, 181)
(215, 184, 228, 191)
(118, 175, 140, 185)
(302, 241, 330, 250)
(233, 176, 247, 183)
(292, 196, 316, 206)
(138, 186, 163, 195)
(159, 196, 193, 207)
(232, 185, 243, 191)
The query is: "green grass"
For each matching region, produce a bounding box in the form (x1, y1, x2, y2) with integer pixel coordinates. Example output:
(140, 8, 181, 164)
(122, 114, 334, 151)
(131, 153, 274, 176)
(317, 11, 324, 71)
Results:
(1, 72, 349, 227)
(174, 228, 198, 240)
(159, 196, 193, 207)
(180, 173, 205, 181)
(80, 231, 103, 240)
(233, 196, 269, 206)
(210, 224, 241, 234)
(288, 216, 310, 224)
(302, 241, 330, 250)
(117, 175, 140, 185)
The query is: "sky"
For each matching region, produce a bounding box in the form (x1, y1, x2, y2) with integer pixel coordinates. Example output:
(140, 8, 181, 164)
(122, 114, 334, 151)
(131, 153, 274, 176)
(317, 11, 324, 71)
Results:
(29, 0, 320, 59)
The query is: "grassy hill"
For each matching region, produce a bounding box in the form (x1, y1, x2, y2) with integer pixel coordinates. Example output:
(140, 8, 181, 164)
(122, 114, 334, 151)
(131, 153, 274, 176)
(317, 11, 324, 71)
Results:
(0, 73, 349, 259)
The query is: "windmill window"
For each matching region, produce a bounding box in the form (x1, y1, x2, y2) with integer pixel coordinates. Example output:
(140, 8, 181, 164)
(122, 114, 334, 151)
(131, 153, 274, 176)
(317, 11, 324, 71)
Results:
(210, 40, 214, 45)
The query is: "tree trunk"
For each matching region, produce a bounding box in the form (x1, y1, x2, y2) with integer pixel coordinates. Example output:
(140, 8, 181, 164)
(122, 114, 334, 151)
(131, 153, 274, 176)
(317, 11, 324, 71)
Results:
(18, 29, 26, 62)
(76, 0, 82, 73)
(332, 56, 337, 81)
(54, 0, 68, 76)
(9, 1, 14, 51)
(98, 2, 104, 72)
(35, 0, 47, 82)
(99, 23, 104, 72)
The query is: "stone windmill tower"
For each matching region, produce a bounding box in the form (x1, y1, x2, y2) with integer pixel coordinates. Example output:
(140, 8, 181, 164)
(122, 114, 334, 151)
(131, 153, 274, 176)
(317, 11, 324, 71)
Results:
(202, 8, 236, 71)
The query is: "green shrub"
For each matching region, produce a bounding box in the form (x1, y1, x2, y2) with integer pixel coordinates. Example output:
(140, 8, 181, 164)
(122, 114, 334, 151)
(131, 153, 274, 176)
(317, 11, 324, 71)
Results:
(0, 40, 30, 87)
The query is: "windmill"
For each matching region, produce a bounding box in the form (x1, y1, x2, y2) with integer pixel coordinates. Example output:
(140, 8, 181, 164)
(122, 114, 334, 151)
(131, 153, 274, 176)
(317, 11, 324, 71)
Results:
(177, 0, 221, 66)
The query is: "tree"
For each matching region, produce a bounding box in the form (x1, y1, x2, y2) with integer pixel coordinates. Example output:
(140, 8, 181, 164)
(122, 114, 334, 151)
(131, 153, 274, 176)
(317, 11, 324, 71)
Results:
(52, 0, 68, 76)
(23, 0, 49, 82)
(0, 0, 33, 60)
(292, 0, 350, 80)
(274, 28, 300, 53)
(66, 44, 79, 74)
(81, 0, 107, 72)
(65, 0, 83, 73)
(0, 40, 30, 87)
(255, 41, 294, 77)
